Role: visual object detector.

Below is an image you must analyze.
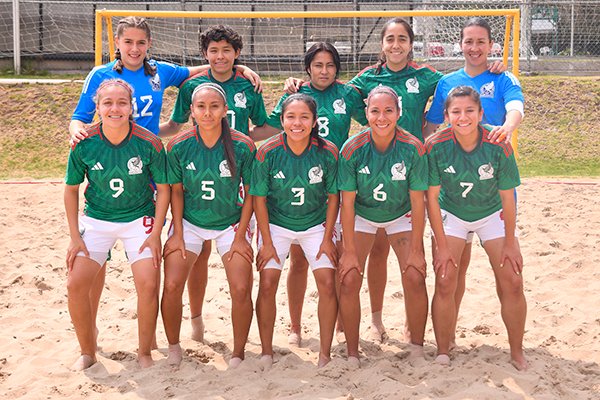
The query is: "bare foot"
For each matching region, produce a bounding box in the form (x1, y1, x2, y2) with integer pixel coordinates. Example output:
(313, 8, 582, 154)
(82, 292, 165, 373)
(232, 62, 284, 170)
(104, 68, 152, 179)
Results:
(335, 330, 346, 345)
(228, 356, 243, 369)
(167, 343, 183, 367)
(71, 354, 96, 371)
(347, 356, 360, 369)
(434, 354, 451, 366)
(288, 331, 302, 347)
(368, 324, 388, 344)
(511, 355, 529, 371)
(317, 353, 331, 368)
(259, 354, 273, 371)
(403, 323, 412, 343)
(407, 343, 425, 360)
(449, 340, 457, 352)
(138, 354, 154, 369)
(191, 316, 205, 343)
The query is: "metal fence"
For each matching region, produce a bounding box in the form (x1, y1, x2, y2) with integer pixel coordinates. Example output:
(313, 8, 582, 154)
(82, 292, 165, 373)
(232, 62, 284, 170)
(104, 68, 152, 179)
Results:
(2, 0, 600, 75)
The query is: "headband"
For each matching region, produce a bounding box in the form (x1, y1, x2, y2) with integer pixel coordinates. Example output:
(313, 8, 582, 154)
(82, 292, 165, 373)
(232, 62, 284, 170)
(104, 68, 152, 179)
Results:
(97, 79, 134, 96)
(191, 82, 227, 102)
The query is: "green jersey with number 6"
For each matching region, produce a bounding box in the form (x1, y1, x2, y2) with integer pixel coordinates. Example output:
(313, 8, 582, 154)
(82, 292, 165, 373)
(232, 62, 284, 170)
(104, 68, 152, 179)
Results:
(171, 68, 267, 135)
(267, 81, 367, 149)
(348, 62, 443, 142)
(250, 133, 338, 232)
(425, 125, 521, 222)
(65, 122, 167, 222)
(338, 128, 428, 223)
(167, 127, 256, 230)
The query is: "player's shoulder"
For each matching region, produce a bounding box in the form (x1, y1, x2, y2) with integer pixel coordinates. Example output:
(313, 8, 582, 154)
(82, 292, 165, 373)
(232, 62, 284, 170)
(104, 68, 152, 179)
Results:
(480, 125, 514, 157)
(180, 70, 209, 88)
(231, 69, 256, 89)
(167, 127, 197, 152)
(314, 138, 339, 160)
(424, 126, 455, 152)
(341, 129, 371, 159)
(355, 64, 379, 78)
(499, 71, 522, 87)
(407, 60, 439, 74)
(71, 123, 102, 151)
(131, 123, 164, 152)
(395, 128, 426, 156)
(256, 133, 285, 161)
(231, 129, 256, 151)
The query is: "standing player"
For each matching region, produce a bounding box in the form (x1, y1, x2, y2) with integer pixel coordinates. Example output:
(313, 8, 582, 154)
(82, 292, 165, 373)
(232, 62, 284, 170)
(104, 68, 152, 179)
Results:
(337, 86, 428, 366)
(251, 94, 339, 369)
(252, 42, 367, 345)
(425, 86, 526, 370)
(423, 17, 525, 349)
(160, 25, 270, 341)
(161, 83, 256, 369)
(65, 79, 170, 370)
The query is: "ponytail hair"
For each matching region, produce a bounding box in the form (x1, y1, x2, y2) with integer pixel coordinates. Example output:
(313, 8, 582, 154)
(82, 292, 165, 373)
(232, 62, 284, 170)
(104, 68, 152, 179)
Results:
(376, 17, 414, 74)
(192, 82, 237, 177)
(113, 16, 157, 77)
(280, 93, 324, 150)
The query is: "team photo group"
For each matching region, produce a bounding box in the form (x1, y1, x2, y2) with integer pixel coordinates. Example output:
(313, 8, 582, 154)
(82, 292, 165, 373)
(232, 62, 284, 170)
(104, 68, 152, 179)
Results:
(64, 15, 527, 373)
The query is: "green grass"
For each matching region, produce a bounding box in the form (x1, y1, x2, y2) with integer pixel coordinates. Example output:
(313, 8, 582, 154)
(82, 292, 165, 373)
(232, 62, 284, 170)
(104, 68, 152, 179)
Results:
(0, 76, 598, 179)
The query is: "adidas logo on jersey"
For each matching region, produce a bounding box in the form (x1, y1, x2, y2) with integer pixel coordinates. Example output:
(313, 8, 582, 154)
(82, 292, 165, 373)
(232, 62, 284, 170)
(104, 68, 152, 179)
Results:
(186, 162, 196, 171)
(274, 171, 286, 179)
(91, 162, 104, 171)
(444, 166, 456, 174)
(358, 166, 370, 175)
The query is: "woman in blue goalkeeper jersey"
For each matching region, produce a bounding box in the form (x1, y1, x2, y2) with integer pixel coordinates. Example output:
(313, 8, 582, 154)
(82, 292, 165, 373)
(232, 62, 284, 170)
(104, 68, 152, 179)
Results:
(161, 83, 256, 369)
(423, 18, 525, 350)
(426, 86, 526, 370)
(65, 79, 170, 371)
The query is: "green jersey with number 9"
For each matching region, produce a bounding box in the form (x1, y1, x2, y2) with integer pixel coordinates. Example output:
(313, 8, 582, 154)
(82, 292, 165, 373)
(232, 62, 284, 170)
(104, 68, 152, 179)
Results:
(65, 122, 167, 222)
(338, 128, 428, 223)
(166, 127, 256, 230)
(250, 133, 338, 232)
(425, 125, 521, 222)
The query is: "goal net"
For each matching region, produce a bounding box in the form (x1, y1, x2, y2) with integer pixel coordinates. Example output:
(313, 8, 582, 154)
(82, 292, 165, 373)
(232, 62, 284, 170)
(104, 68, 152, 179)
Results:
(94, 6, 520, 77)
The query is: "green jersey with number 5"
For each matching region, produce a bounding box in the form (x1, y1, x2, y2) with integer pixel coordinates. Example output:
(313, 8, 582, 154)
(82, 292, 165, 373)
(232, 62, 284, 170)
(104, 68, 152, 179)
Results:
(166, 127, 256, 230)
(425, 125, 520, 222)
(65, 122, 167, 222)
(250, 133, 338, 232)
(267, 81, 367, 149)
(338, 128, 428, 223)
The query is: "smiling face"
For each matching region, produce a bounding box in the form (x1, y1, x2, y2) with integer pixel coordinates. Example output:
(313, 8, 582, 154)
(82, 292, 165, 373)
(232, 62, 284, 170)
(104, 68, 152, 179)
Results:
(190, 88, 228, 133)
(381, 22, 413, 71)
(445, 95, 483, 138)
(115, 27, 150, 71)
(308, 50, 337, 91)
(281, 99, 317, 147)
(96, 84, 132, 129)
(366, 92, 400, 139)
(461, 25, 493, 70)
(204, 40, 240, 81)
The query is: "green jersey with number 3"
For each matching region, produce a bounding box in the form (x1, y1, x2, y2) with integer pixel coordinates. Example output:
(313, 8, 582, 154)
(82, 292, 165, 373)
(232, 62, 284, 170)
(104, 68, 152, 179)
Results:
(426, 125, 521, 222)
(167, 127, 256, 230)
(348, 62, 443, 141)
(267, 81, 367, 149)
(250, 133, 338, 232)
(338, 128, 428, 223)
(65, 122, 167, 222)
(171, 68, 268, 135)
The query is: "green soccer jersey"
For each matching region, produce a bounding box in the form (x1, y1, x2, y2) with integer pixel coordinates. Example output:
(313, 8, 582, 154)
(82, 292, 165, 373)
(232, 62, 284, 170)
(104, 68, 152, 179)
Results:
(65, 122, 167, 222)
(425, 125, 521, 222)
(171, 68, 268, 135)
(249, 133, 338, 232)
(267, 81, 367, 149)
(348, 62, 443, 142)
(338, 128, 428, 223)
(166, 127, 256, 230)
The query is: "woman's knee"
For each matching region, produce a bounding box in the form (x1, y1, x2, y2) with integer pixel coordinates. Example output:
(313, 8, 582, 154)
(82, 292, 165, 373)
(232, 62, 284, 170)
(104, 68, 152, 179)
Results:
(340, 271, 363, 296)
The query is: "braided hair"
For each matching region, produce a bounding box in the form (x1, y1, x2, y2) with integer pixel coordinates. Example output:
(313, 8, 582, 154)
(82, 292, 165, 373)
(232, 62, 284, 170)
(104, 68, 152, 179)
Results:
(113, 16, 156, 77)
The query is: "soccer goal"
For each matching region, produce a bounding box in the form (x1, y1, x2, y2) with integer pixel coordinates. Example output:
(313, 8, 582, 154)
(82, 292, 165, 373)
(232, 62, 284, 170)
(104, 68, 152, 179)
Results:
(94, 8, 521, 77)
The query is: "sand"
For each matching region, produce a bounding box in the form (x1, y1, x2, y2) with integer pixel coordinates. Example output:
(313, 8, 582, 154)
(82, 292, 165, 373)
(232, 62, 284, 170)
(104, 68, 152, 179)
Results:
(0, 178, 599, 399)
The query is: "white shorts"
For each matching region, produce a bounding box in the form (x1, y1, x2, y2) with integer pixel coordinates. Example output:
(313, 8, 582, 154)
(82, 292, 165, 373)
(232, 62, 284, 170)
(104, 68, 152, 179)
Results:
(78, 215, 155, 266)
(441, 209, 515, 244)
(258, 223, 335, 271)
(171, 219, 253, 257)
(354, 212, 412, 235)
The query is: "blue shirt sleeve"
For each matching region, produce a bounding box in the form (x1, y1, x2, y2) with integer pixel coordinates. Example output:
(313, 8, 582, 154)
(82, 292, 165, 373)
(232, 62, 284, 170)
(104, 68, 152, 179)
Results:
(72, 66, 106, 123)
(157, 61, 190, 88)
(426, 77, 447, 124)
